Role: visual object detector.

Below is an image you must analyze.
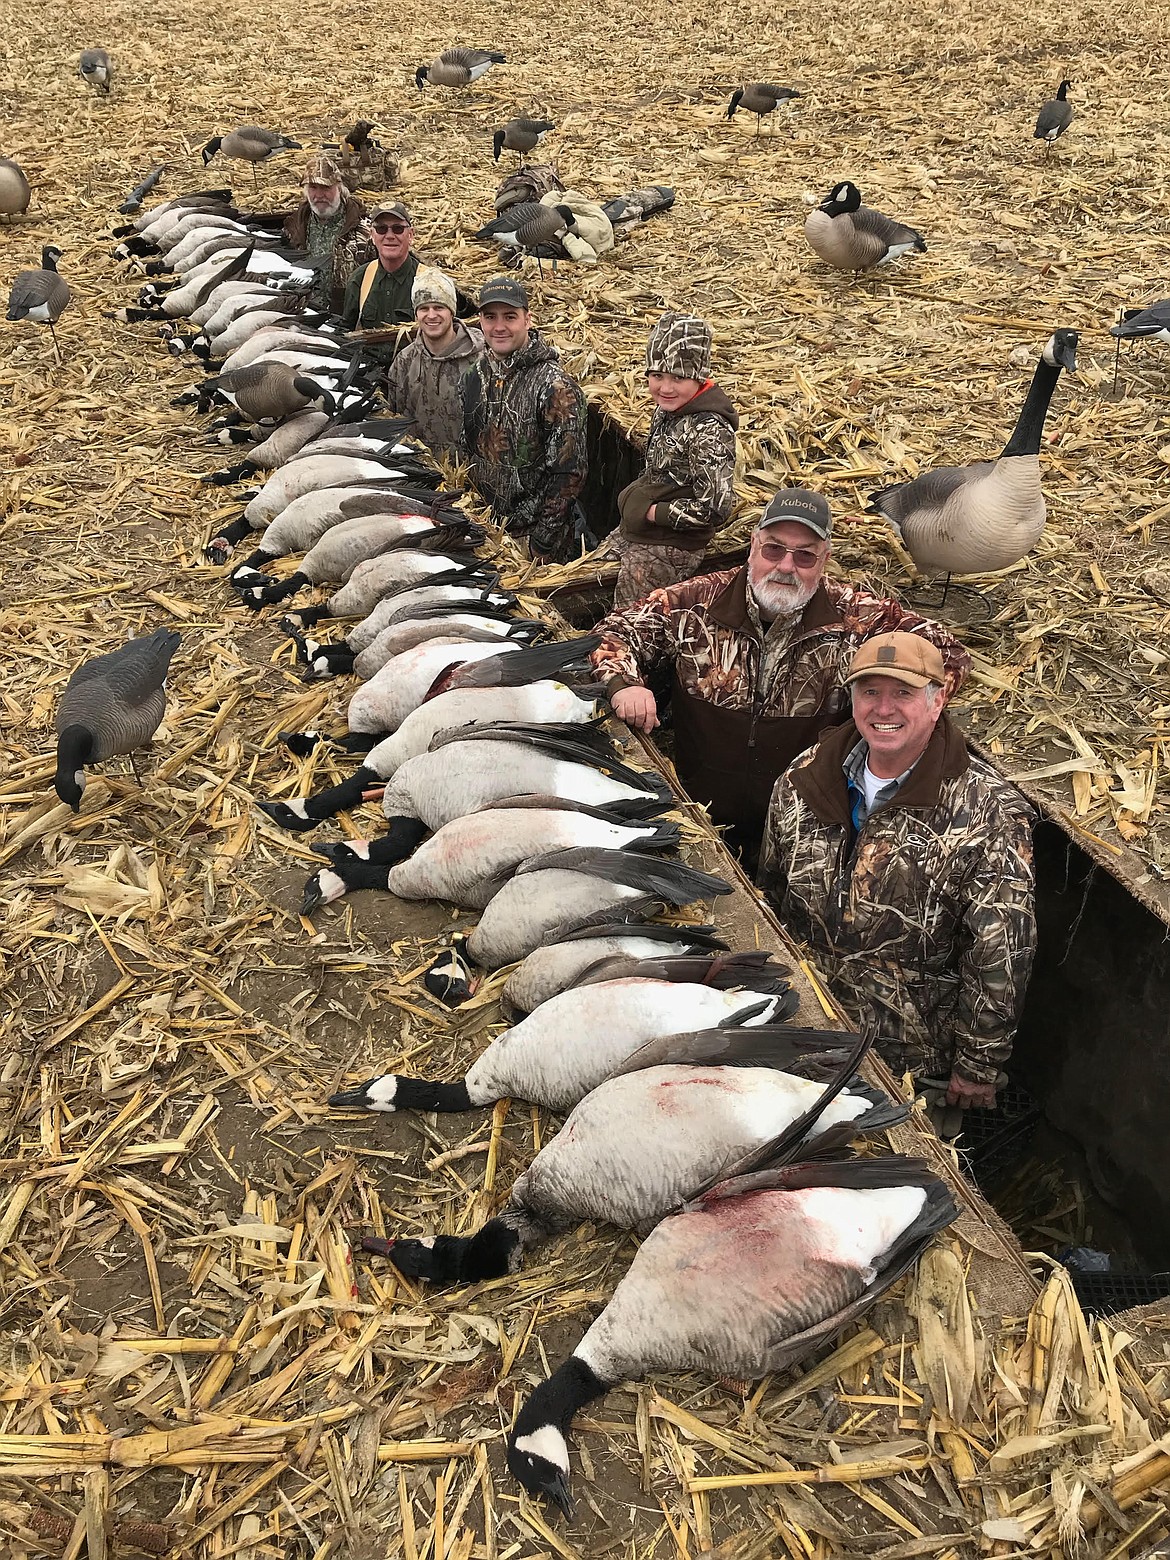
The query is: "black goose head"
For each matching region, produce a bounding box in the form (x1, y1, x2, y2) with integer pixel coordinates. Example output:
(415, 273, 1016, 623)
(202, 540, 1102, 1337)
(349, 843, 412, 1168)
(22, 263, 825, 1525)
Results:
(54, 725, 94, 812)
(201, 137, 223, 165)
(821, 181, 861, 217)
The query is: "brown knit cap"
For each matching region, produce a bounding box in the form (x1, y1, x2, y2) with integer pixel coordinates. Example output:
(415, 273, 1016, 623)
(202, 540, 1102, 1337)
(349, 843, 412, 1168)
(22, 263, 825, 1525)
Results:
(645, 311, 713, 379)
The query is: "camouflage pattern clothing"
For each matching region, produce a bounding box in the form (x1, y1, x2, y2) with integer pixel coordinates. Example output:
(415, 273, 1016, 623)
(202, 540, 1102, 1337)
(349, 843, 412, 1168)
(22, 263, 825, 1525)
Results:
(283, 196, 369, 313)
(757, 715, 1037, 1086)
(605, 533, 707, 610)
(386, 321, 485, 456)
(617, 383, 739, 551)
(462, 331, 589, 562)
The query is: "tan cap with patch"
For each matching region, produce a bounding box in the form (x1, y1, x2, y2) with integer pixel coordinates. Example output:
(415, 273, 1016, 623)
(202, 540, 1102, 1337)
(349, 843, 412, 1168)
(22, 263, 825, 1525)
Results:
(846, 631, 946, 689)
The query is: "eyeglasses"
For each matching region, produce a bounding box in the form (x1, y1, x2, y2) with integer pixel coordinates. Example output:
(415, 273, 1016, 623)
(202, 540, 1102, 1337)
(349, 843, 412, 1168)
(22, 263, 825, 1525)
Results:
(757, 541, 824, 569)
(372, 222, 410, 236)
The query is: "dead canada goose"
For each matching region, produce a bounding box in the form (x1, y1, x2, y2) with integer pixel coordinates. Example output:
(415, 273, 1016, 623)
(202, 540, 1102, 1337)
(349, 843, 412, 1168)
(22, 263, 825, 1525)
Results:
(79, 48, 113, 93)
(804, 181, 926, 275)
(493, 117, 555, 165)
(202, 127, 302, 190)
(0, 158, 31, 221)
(473, 202, 577, 276)
(867, 330, 1078, 589)
(7, 245, 71, 359)
(1034, 80, 1074, 153)
(415, 47, 505, 91)
(726, 83, 800, 137)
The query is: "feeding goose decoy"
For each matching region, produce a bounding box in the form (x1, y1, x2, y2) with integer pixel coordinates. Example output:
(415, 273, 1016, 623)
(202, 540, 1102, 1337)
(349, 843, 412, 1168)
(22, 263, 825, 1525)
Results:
(726, 83, 800, 137)
(54, 628, 181, 810)
(79, 48, 113, 93)
(493, 117, 556, 165)
(1109, 300, 1170, 392)
(804, 181, 926, 275)
(867, 329, 1078, 595)
(202, 127, 303, 189)
(198, 361, 340, 424)
(473, 202, 577, 275)
(415, 47, 506, 91)
(7, 245, 71, 359)
(0, 158, 31, 221)
(1034, 79, 1074, 152)
(507, 1155, 957, 1517)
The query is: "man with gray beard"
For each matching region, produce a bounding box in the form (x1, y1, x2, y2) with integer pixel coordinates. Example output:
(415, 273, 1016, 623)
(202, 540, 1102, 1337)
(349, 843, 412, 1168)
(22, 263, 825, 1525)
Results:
(282, 153, 369, 313)
(590, 488, 970, 861)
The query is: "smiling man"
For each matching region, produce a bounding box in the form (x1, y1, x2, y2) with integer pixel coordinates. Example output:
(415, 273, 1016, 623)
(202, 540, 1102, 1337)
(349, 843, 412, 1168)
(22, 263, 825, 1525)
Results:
(461, 276, 588, 563)
(283, 153, 368, 312)
(385, 267, 484, 455)
(758, 631, 1037, 1120)
(341, 200, 419, 345)
(591, 487, 970, 859)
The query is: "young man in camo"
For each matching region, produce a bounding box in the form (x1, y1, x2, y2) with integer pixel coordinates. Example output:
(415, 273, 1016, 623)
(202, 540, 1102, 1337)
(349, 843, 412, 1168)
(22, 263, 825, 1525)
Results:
(758, 631, 1037, 1125)
(385, 267, 484, 456)
(608, 311, 739, 610)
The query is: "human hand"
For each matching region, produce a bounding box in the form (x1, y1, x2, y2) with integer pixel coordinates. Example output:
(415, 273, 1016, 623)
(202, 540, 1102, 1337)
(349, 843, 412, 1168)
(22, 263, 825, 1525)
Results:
(646, 504, 657, 523)
(945, 1072, 997, 1110)
(611, 685, 659, 733)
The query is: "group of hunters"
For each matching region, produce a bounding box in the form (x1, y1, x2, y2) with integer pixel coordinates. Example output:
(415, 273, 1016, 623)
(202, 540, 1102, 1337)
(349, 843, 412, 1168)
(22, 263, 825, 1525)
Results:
(288, 155, 1038, 1134)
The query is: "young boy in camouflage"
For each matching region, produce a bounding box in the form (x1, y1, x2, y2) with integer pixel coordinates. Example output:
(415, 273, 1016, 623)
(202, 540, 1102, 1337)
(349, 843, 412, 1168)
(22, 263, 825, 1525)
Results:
(609, 312, 739, 610)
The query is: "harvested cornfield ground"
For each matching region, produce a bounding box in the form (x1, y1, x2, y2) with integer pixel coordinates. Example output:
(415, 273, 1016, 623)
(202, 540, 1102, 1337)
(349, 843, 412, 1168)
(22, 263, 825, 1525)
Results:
(3, 0, 1170, 1554)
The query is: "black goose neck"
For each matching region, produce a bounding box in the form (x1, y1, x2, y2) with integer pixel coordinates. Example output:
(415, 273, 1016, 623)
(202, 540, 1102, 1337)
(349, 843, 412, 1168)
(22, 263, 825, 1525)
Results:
(1000, 356, 1063, 458)
(516, 1356, 608, 1437)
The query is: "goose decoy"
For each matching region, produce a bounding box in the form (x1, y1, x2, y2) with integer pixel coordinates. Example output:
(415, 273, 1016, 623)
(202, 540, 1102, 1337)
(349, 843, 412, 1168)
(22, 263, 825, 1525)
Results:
(0, 158, 31, 221)
(1109, 300, 1170, 392)
(804, 181, 926, 275)
(868, 329, 1078, 595)
(1034, 80, 1074, 152)
(726, 83, 800, 137)
(415, 48, 506, 91)
(201, 127, 303, 190)
(493, 117, 556, 165)
(473, 202, 577, 275)
(54, 629, 181, 810)
(326, 953, 794, 1113)
(507, 1156, 957, 1517)
(79, 48, 113, 93)
(198, 361, 339, 424)
(7, 245, 71, 359)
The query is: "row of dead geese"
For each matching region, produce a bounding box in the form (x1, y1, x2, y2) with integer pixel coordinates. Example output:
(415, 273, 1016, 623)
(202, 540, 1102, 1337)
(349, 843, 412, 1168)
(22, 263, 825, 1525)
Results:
(103, 186, 961, 1520)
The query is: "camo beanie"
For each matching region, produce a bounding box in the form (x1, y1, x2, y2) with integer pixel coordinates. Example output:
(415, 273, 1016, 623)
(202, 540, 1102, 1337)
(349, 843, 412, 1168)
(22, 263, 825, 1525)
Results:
(645, 311, 713, 380)
(412, 267, 458, 313)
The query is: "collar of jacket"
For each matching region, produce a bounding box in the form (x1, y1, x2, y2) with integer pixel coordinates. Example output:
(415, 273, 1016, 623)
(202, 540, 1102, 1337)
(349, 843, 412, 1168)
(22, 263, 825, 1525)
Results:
(708, 569, 844, 637)
(790, 714, 970, 825)
(663, 381, 740, 430)
(424, 321, 484, 361)
(488, 328, 558, 375)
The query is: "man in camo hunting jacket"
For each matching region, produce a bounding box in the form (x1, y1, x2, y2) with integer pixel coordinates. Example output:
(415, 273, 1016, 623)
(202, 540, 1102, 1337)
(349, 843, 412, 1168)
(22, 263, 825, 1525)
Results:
(758, 631, 1037, 1117)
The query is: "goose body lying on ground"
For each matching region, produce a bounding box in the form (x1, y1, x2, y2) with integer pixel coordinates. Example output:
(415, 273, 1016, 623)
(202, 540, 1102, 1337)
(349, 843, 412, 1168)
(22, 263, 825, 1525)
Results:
(507, 1156, 957, 1516)
(112, 191, 235, 243)
(466, 848, 731, 968)
(804, 181, 926, 273)
(505, 920, 728, 1012)
(304, 797, 679, 911)
(378, 1032, 906, 1283)
(288, 578, 515, 673)
(242, 450, 434, 528)
(54, 629, 181, 810)
(231, 516, 472, 607)
(867, 329, 1078, 577)
(201, 409, 333, 488)
(317, 607, 542, 682)
(264, 721, 669, 838)
(329, 954, 796, 1115)
(285, 546, 486, 627)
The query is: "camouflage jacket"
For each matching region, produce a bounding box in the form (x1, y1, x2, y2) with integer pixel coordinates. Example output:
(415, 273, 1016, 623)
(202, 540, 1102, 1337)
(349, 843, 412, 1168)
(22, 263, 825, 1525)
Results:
(386, 321, 485, 455)
(618, 383, 739, 549)
(592, 569, 971, 711)
(462, 331, 589, 561)
(757, 716, 1037, 1085)
(283, 197, 369, 314)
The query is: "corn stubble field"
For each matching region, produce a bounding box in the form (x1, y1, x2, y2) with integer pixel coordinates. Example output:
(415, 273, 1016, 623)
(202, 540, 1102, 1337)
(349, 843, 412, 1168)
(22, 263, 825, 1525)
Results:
(2, 0, 1170, 1554)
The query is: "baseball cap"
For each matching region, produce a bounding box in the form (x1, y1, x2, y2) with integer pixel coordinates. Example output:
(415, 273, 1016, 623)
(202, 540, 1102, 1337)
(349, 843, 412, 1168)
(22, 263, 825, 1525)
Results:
(755, 488, 832, 542)
(846, 632, 946, 689)
(478, 276, 529, 309)
(369, 201, 412, 224)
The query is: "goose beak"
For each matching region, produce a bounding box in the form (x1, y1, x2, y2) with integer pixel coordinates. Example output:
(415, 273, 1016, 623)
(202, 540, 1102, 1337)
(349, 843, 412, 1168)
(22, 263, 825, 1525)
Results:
(546, 1469, 574, 1520)
(1054, 338, 1077, 373)
(328, 1081, 376, 1108)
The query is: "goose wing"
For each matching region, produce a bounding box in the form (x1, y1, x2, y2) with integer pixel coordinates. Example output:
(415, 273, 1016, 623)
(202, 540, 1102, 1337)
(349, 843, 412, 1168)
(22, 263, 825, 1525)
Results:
(853, 203, 926, 254)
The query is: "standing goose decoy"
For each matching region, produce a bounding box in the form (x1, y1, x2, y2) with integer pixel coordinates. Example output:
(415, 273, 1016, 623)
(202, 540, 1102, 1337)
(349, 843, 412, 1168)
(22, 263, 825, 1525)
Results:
(473, 202, 577, 275)
(79, 48, 113, 93)
(202, 127, 303, 190)
(415, 48, 506, 91)
(7, 245, 71, 359)
(54, 629, 181, 810)
(726, 83, 800, 137)
(0, 158, 31, 221)
(493, 117, 556, 165)
(803, 181, 926, 275)
(1034, 80, 1074, 152)
(507, 1156, 958, 1517)
(867, 329, 1078, 589)
(1109, 300, 1170, 392)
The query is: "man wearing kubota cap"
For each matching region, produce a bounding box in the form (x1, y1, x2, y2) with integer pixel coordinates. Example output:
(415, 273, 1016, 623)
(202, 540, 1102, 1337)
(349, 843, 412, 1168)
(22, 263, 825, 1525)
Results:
(591, 486, 970, 860)
(758, 630, 1038, 1122)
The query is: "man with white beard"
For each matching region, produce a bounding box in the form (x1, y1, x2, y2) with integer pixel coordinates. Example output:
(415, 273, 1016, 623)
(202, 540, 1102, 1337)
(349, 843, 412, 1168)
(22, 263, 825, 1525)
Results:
(590, 488, 970, 861)
(282, 153, 369, 313)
